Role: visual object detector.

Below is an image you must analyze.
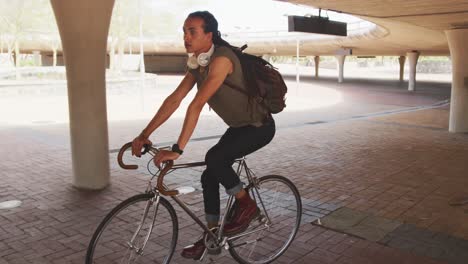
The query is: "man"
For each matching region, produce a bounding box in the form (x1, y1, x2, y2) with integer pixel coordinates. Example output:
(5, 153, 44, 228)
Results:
(131, 11, 275, 260)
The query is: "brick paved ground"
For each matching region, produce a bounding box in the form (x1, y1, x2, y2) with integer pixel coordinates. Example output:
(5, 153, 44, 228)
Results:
(1, 76, 466, 264)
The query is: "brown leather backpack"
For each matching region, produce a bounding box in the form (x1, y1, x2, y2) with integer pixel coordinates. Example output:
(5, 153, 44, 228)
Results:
(224, 45, 287, 114)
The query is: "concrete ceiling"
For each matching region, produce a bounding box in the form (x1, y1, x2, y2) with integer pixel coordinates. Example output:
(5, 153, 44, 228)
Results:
(11, 0, 468, 57)
(273, 0, 468, 56)
(107, 0, 468, 56)
(289, 0, 468, 27)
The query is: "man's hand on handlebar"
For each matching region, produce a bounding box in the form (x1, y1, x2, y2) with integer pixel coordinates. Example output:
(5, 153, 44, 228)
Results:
(154, 150, 180, 169)
(131, 134, 152, 157)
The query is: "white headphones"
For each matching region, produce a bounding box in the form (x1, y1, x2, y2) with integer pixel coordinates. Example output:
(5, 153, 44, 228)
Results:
(187, 44, 215, 69)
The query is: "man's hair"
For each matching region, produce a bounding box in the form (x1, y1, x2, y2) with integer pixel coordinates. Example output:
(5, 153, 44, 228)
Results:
(187, 11, 233, 47)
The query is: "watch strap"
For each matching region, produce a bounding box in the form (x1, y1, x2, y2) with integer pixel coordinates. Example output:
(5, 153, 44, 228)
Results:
(171, 144, 183, 155)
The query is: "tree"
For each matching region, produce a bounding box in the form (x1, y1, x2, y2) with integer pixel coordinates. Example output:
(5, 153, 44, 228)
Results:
(109, 0, 141, 72)
(0, 0, 55, 76)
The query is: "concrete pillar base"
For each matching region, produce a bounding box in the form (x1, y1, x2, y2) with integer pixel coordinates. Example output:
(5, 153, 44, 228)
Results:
(407, 51, 419, 91)
(446, 28, 468, 133)
(398, 55, 406, 82)
(51, 0, 114, 190)
(32, 51, 42, 66)
(335, 55, 346, 83)
(314, 56, 320, 79)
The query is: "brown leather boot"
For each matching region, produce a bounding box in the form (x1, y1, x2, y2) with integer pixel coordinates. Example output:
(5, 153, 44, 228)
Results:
(180, 238, 205, 260)
(223, 193, 259, 236)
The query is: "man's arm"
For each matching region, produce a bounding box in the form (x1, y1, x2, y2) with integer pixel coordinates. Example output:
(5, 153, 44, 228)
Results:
(132, 72, 196, 157)
(177, 56, 232, 150)
(153, 56, 233, 165)
(140, 73, 197, 138)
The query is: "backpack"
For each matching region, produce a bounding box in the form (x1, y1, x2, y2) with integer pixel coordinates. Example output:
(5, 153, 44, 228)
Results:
(224, 45, 287, 114)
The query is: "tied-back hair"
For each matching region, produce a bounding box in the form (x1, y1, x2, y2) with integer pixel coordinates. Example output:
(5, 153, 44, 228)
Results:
(187, 11, 237, 49)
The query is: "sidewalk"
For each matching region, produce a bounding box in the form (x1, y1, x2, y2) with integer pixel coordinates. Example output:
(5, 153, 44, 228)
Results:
(1, 76, 467, 264)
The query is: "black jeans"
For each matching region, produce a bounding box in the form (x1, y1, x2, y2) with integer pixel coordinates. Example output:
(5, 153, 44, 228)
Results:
(201, 118, 276, 223)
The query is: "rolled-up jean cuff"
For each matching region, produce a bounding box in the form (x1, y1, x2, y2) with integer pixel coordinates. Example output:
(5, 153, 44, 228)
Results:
(226, 182, 244, 196)
(205, 214, 220, 224)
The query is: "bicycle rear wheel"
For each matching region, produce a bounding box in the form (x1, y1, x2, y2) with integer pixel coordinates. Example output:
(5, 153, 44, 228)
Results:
(86, 193, 178, 264)
(228, 175, 302, 264)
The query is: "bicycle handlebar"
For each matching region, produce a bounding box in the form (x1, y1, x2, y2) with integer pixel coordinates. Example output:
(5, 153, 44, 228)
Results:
(117, 142, 179, 196)
(156, 160, 178, 196)
(117, 142, 138, 170)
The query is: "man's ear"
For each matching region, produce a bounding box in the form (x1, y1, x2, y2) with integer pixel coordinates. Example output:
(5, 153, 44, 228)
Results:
(207, 32, 213, 41)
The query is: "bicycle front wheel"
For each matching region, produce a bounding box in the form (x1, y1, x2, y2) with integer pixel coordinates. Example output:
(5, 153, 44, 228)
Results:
(86, 193, 178, 264)
(228, 175, 302, 264)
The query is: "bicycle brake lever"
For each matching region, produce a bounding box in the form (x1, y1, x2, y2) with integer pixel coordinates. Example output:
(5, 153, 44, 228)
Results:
(142, 144, 151, 155)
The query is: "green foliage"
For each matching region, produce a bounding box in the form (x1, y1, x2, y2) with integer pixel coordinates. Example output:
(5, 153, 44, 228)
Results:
(19, 57, 34, 66)
(0, 0, 56, 38)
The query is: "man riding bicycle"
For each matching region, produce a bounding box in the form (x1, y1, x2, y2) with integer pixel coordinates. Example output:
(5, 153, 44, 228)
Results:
(131, 11, 275, 260)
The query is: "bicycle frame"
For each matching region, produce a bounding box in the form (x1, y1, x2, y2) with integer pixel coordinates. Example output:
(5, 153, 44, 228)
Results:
(118, 142, 273, 253)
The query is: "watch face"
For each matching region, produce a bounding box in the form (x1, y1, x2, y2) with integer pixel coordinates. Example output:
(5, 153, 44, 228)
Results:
(172, 144, 183, 154)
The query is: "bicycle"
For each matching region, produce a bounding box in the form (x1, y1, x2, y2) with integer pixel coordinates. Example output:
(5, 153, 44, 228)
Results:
(86, 142, 302, 264)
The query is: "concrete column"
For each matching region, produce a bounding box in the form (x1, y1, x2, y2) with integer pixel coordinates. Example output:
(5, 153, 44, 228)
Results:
(335, 55, 346, 83)
(50, 0, 114, 190)
(138, 0, 145, 75)
(0, 36, 4, 54)
(407, 51, 420, 91)
(314, 56, 320, 79)
(52, 48, 57, 67)
(296, 38, 300, 87)
(446, 28, 468, 133)
(32, 51, 42, 66)
(15, 42, 20, 80)
(398, 55, 406, 82)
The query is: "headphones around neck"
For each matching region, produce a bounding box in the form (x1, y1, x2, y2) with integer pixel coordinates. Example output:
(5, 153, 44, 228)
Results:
(187, 44, 215, 69)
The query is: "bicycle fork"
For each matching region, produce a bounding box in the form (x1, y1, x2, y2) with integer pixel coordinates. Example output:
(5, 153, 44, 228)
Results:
(126, 194, 161, 256)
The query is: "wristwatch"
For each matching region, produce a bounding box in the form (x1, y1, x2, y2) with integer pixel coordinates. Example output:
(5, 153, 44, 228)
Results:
(171, 144, 184, 155)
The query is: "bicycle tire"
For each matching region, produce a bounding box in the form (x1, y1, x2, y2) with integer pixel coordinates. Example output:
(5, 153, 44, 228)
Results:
(228, 175, 302, 264)
(86, 193, 178, 264)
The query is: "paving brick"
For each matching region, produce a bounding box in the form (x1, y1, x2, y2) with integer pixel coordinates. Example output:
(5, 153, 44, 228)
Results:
(0, 77, 464, 264)
(303, 248, 341, 263)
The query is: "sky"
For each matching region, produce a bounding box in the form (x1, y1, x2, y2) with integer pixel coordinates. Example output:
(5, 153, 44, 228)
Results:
(149, 0, 360, 34)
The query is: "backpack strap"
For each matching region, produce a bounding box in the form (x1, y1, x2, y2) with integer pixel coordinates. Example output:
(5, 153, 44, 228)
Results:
(223, 79, 249, 96)
(222, 45, 270, 111)
(223, 79, 267, 109)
